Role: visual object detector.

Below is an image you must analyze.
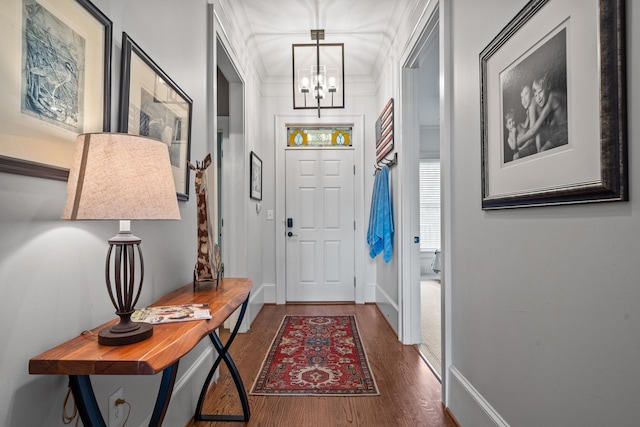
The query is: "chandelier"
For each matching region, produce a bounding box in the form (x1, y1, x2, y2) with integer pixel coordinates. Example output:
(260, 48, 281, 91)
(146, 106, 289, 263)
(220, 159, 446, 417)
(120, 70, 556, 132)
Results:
(292, 29, 344, 117)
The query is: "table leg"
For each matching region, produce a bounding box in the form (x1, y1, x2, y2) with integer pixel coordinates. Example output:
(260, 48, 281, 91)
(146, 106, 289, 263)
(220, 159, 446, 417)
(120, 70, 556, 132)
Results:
(68, 375, 106, 427)
(149, 362, 179, 426)
(194, 294, 250, 421)
(69, 362, 179, 427)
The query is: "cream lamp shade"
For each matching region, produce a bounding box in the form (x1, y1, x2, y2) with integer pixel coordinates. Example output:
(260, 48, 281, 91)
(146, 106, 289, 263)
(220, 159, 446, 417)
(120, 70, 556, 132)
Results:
(63, 132, 181, 221)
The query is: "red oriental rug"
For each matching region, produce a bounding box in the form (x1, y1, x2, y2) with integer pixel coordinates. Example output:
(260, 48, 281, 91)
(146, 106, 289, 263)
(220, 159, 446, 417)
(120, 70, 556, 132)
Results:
(250, 315, 379, 396)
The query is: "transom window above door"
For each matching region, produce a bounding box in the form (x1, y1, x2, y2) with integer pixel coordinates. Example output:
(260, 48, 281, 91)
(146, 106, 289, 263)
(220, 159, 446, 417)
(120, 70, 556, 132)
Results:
(287, 127, 352, 147)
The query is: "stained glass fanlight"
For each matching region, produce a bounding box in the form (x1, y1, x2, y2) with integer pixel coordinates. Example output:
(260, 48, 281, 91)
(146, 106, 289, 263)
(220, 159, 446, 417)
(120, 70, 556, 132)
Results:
(288, 127, 352, 147)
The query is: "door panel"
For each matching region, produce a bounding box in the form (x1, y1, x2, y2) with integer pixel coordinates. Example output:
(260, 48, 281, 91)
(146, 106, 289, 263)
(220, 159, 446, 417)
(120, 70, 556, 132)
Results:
(285, 149, 355, 301)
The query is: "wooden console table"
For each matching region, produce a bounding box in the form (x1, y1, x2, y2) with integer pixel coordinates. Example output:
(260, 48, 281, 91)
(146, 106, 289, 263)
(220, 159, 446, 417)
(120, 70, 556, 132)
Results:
(29, 278, 252, 426)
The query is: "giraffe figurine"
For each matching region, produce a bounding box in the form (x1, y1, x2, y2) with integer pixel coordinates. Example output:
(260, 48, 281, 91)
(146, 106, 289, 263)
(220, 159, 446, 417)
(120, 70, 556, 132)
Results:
(188, 154, 222, 290)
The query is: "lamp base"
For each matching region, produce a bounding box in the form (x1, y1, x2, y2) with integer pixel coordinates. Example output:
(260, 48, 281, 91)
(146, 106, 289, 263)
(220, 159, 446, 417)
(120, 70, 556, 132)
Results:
(98, 322, 153, 346)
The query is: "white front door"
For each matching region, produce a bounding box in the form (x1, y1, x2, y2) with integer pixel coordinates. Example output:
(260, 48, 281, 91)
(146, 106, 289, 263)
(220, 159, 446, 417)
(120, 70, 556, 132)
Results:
(285, 148, 355, 301)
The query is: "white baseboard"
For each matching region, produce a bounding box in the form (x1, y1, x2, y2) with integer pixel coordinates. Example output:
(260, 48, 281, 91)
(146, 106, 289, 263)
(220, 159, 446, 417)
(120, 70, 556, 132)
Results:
(247, 283, 267, 327)
(448, 366, 510, 427)
(262, 282, 276, 303)
(375, 285, 399, 333)
(262, 282, 373, 304)
(364, 282, 376, 302)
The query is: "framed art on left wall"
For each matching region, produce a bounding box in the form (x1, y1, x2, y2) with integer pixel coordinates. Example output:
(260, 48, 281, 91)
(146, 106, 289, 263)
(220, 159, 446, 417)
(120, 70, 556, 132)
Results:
(119, 32, 192, 201)
(0, 0, 112, 181)
(250, 151, 262, 201)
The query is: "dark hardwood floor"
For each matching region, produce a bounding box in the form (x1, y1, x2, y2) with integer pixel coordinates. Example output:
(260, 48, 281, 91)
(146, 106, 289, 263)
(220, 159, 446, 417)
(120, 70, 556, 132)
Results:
(186, 303, 457, 427)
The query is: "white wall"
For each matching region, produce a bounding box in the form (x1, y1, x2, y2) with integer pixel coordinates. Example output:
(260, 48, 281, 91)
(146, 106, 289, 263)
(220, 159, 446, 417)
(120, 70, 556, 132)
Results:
(260, 80, 379, 304)
(446, 1, 640, 426)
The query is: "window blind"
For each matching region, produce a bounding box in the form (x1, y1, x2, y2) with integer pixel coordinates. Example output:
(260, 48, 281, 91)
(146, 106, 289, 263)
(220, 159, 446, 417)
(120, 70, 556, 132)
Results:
(419, 160, 441, 250)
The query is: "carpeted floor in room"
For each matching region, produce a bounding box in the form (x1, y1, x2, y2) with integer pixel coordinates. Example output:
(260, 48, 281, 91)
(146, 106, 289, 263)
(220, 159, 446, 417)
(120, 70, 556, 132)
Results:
(419, 279, 442, 377)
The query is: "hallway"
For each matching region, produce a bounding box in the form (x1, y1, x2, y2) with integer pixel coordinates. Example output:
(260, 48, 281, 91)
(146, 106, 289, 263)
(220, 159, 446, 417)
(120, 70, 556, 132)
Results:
(188, 304, 457, 427)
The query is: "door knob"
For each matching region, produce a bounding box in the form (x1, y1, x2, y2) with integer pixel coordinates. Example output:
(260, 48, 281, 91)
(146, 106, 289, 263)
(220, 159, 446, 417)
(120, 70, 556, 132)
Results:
(287, 231, 297, 237)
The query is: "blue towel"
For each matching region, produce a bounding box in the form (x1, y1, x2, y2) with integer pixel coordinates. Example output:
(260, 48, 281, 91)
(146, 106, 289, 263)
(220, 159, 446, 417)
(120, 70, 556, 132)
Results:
(367, 165, 394, 262)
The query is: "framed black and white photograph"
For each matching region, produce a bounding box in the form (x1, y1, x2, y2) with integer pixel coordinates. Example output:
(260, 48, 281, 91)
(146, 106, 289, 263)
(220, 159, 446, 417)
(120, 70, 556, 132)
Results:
(480, 0, 626, 209)
(250, 151, 262, 201)
(0, 0, 112, 180)
(119, 32, 192, 201)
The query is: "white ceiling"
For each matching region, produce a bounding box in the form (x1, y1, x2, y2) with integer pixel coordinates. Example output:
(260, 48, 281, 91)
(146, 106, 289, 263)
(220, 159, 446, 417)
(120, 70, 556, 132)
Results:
(222, 0, 414, 83)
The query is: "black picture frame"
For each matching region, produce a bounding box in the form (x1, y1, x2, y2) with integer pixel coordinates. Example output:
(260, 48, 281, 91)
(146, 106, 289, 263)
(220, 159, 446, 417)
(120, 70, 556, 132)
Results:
(480, 0, 627, 209)
(0, 0, 112, 181)
(250, 151, 262, 201)
(119, 32, 192, 201)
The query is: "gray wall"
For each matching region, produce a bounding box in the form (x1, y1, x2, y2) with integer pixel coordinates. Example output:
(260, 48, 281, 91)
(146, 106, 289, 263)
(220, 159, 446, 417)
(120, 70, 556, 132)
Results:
(0, 1, 211, 425)
(4, 0, 640, 426)
(447, 1, 640, 426)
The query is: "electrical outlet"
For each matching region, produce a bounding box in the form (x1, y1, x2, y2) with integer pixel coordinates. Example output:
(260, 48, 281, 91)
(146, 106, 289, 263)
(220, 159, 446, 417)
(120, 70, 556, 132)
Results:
(108, 387, 124, 427)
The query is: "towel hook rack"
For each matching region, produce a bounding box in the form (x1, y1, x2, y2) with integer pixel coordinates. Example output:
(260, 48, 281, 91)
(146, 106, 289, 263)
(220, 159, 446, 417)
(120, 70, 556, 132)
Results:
(374, 152, 397, 174)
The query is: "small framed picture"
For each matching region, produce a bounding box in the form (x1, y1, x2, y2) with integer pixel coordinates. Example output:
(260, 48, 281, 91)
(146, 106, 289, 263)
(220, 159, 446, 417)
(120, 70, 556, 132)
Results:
(480, 0, 626, 209)
(0, 0, 112, 180)
(119, 32, 192, 201)
(250, 151, 262, 201)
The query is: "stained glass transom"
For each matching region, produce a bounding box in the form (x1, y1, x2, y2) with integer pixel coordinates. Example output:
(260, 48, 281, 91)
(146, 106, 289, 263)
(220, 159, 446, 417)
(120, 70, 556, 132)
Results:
(287, 127, 352, 147)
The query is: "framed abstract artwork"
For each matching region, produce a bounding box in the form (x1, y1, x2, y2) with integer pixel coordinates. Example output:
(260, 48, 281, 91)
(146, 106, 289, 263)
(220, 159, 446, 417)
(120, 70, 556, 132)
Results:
(250, 151, 262, 201)
(119, 32, 192, 201)
(0, 0, 112, 180)
(480, 0, 626, 209)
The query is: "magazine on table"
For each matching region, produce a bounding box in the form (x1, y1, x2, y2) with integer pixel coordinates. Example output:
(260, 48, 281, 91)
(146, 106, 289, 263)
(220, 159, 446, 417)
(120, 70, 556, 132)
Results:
(132, 303, 211, 324)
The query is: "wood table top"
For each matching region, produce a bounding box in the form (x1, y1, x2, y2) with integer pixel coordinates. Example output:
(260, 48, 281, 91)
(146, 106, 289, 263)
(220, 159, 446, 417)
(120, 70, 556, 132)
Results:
(29, 278, 252, 376)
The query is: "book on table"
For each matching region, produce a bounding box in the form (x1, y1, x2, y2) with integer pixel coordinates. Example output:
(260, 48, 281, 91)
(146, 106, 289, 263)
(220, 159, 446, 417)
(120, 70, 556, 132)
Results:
(132, 303, 212, 324)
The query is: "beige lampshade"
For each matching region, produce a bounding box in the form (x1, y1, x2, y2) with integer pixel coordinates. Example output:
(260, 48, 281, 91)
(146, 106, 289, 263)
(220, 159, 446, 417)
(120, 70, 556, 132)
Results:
(63, 133, 181, 220)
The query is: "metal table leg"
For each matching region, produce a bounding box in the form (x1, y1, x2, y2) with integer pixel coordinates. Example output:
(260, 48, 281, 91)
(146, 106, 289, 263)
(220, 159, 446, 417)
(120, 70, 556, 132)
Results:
(69, 362, 179, 427)
(149, 362, 179, 426)
(68, 375, 106, 427)
(194, 294, 250, 422)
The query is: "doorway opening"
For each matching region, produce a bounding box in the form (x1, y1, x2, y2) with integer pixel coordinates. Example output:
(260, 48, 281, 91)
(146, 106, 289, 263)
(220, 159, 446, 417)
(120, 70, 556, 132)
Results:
(216, 37, 245, 279)
(214, 31, 248, 330)
(400, 5, 443, 381)
(419, 159, 441, 379)
(284, 127, 355, 302)
(417, 34, 442, 379)
(274, 115, 366, 305)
